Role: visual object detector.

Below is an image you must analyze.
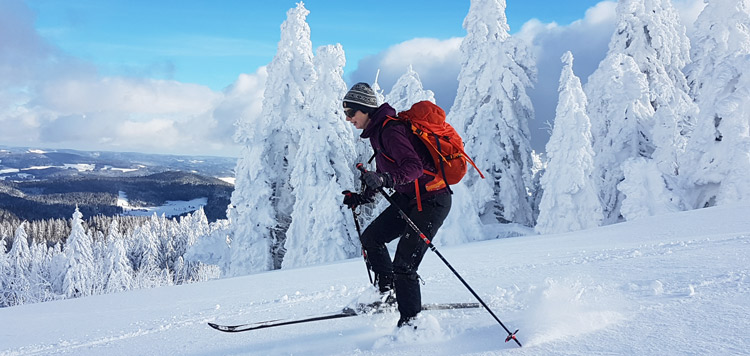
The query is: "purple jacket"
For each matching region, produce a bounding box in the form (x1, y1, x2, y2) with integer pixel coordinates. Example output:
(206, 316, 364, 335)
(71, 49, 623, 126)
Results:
(361, 103, 448, 200)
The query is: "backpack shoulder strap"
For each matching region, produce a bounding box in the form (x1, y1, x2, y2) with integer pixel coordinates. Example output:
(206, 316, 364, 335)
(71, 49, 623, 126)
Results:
(374, 116, 406, 163)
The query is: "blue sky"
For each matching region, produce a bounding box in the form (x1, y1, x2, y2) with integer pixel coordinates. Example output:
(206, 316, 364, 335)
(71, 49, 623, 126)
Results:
(2, 0, 704, 156)
(26, 0, 604, 91)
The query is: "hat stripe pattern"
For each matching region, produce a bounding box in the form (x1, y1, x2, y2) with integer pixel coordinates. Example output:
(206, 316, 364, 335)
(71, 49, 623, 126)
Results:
(343, 82, 378, 108)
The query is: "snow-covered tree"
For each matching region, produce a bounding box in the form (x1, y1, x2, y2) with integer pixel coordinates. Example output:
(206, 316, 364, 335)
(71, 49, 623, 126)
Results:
(448, 0, 536, 226)
(129, 218, 173, 289)
(585, 0, 697, 223)
(186, 207, 210, 246)
(27, 241, 55, 303)
(536, 52, 602, 234)
(227, 2, 316, 275)
(684, 0, 750, 207)
(4, 223, 32, 306)
(59, 208, 96, 298)
(103, 220, 133, 293)
(0, 233, 10, 307)
(371, 70, 386, 107)
(528, 150, 546, 223)
(225, 144, 274, 275)
(282, 44, 360, 268)
(687, 0, 750, 104)
(173, 208, 210, 274)
(129, 220, 159, 272)
(586, 53, 653, 224)
(385, 65, 436, 112)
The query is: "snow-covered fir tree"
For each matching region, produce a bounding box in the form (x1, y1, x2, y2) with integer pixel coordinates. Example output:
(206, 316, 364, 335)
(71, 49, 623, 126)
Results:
(5, 223, 32, 306)
(536, 52, 602, 234)
(585, 0, 696, 223)
(528, 150, 546, 223)
(58, 208, 96, 298)
(371, 70, 387, 106)
(27, 241, 54, 303)
(0, 234, 10, 307)
(227, 2, 315, 274)
(225, 141, 275, 275)
(684, 0, 750, 208)
(282, 44, 360, 268)
(586, 53, 653, 224)
(385, 65, 436, 112)
(129, 220, 159, 273)
(130, 219, 172, 290)
(448, 0, 536, 226)
(103, 220, 133, 294)
(0, 209, 227, 307)
(686, 0, 750, 104)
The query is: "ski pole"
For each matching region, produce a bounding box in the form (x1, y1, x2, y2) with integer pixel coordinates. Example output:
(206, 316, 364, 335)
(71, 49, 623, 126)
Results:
(351, 208, 374, 286)
(344, 190, 375, 286)
(356, 163, 522, 347)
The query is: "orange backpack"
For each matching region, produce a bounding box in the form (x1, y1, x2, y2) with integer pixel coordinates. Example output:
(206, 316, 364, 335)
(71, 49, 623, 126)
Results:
(375, 101, 484, 208)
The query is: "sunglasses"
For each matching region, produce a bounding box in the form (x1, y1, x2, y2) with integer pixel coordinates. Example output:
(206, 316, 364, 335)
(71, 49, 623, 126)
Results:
(343, 108, 357, 118)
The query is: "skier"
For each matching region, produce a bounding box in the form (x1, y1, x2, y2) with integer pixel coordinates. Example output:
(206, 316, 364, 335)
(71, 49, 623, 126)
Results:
(341, 82, 452, 328)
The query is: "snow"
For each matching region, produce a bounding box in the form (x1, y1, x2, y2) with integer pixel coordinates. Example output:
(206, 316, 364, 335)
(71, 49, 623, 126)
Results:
(62, 164, 95, 172)
(102, 165, 140, 173)
(217, 177, 235, 185)
(1, 203, 748, 355)
(117, 191, 208, 218)
(116, 191, 130, 208)
(3, 1, 750, 354)
(23, 166, 55, 171)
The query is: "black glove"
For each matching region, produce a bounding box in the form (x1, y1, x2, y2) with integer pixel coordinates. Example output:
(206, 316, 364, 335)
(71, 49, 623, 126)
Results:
(342, 190, 372, 209)
(362, 171, 394, 190)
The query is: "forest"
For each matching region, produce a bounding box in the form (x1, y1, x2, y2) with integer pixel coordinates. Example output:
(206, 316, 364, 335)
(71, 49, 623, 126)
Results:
(0, 171, 232, 224)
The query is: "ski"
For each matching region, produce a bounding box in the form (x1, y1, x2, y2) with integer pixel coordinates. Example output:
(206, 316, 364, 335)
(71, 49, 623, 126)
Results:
(208, 301, 481, 333)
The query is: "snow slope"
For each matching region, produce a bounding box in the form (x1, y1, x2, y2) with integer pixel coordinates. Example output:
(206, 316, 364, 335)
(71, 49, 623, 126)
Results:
(1, 203, 748, 355)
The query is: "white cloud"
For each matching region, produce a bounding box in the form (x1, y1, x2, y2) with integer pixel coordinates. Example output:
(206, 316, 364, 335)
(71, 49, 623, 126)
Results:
(584, 0, 619, 25)
(0, 1, 270, 157)
(350, 38, 462, 110)
(34, 77, 221, 114)
(117, 119, 181, 148)
(24, 68, 267, 156)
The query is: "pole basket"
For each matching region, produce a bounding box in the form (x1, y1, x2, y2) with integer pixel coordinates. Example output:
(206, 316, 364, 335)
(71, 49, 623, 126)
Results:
(505, 329, 520, 344)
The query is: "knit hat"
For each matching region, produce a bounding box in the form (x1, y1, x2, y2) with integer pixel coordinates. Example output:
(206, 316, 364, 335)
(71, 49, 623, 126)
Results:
(343, 82, 378, 108)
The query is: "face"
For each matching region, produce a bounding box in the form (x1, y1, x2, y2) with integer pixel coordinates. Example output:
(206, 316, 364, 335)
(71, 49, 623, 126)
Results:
(344, 108, 370, 130)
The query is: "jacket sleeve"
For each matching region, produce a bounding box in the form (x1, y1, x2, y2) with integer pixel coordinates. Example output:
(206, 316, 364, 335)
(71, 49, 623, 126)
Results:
(378, 124, 423, 185)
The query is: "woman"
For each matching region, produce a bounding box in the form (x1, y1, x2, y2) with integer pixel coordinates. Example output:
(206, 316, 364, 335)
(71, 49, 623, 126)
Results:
(342, 82, 452, 328)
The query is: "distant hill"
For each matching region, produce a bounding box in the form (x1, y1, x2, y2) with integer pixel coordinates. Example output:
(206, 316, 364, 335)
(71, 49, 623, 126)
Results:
(0, 145, 236, 180)
(0, 146, 237, 222)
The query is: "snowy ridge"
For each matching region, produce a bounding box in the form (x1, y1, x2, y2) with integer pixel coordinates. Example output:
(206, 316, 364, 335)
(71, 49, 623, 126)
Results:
(1, 203, 748, 355)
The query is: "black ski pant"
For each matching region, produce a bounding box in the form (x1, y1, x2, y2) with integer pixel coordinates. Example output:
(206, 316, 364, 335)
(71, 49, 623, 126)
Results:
(360, 191, 452, 319)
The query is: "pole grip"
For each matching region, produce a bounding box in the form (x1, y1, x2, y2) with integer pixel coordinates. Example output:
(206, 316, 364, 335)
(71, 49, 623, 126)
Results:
(356, 163, 367, 173)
